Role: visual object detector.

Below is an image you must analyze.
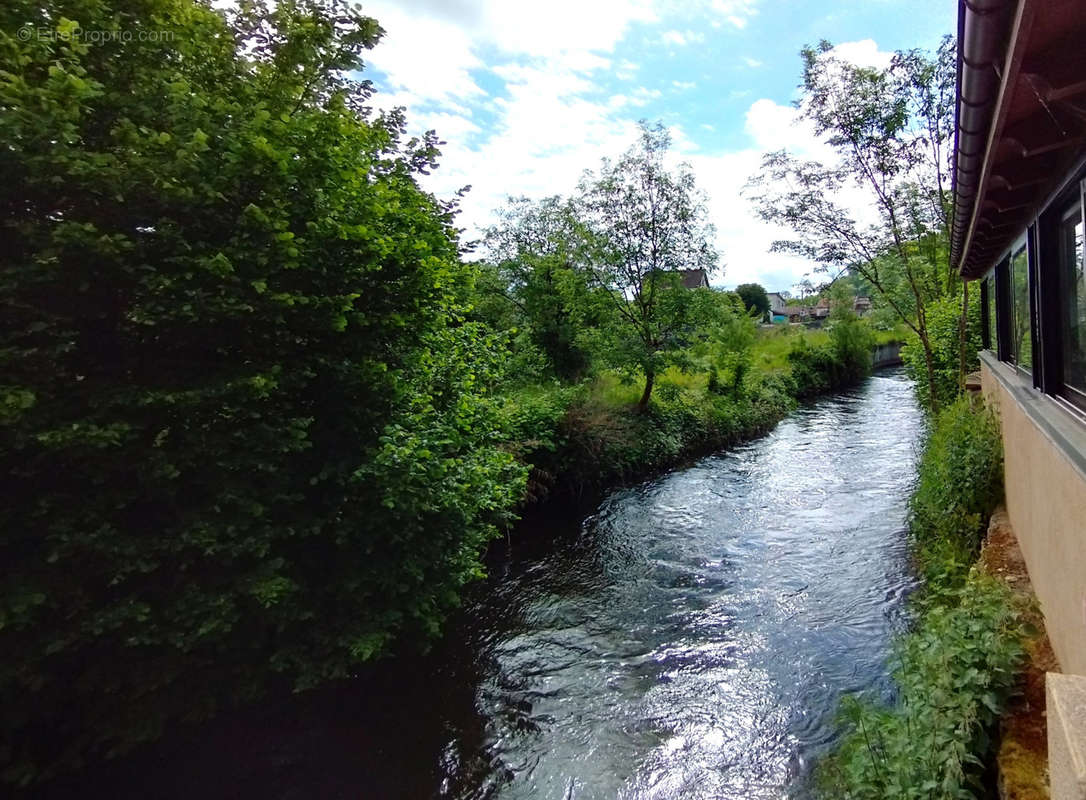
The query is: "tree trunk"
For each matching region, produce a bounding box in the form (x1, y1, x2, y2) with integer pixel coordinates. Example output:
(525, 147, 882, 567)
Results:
(638, 370, 655, 410)
(918, 329, 940, 413)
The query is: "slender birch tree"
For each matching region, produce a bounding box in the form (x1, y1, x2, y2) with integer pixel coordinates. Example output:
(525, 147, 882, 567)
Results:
(748, 37, 958, 410)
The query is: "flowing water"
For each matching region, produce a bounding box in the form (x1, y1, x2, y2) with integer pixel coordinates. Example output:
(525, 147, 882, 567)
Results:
(44, 368, 923, 800)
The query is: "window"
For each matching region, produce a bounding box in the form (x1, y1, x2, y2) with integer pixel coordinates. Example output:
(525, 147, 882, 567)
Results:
(1058, 199, 1086, 405)
(1009, 245, 1032, 370)
(987, 171, 1086, 413)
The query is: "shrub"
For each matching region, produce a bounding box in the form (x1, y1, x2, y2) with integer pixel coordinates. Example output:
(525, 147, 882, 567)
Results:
(786, 338, 840, 397)
(784, 316, 873, 399)
(902, 293, 983, 412)
(828, 314, 875, 384)
(0, 0, 524, 783)
(910, 396, 1004, 586)
(820, 573, 1028, 800)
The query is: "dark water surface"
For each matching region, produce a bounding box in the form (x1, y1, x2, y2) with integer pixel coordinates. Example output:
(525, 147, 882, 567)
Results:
(44, 369, 923, 800)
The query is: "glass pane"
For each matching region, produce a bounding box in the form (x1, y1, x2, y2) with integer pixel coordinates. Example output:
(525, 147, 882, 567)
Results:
(1059, 203, 1086, 398)
(986, 277, 997, 350)
(1010, 246, 1031, 369)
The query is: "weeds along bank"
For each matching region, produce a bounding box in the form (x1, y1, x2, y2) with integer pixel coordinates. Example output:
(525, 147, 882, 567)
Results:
(500, 319, 886, 506)
(819, 397, 1031, 799)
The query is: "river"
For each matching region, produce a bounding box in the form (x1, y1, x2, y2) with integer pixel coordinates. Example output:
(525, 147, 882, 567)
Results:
(41, 368, 923, 800)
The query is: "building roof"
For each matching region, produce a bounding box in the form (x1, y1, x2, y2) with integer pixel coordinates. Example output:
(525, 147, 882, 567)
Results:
(678, 268, 710, 289)
(951, 0, 1086, 278)
(777, 305, 810, 317)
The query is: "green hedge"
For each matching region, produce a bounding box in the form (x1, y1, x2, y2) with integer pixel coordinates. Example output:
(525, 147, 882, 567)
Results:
(901, 294, 983, 412)
(910, 396, 1004, 587)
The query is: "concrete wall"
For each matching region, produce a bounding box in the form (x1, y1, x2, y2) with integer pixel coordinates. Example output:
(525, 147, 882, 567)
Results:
(1049, 673, 1086, 800)
(871, 342, 903, 368)
(980, 353, 1086, 675)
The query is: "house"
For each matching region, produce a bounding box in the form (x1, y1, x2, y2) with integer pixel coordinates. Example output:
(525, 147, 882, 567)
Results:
(677, 268, 710, 289)
(951, 1, 1086, 794)
(853, 296, 872, 316)
(777, 305, 810, 323)
(767, 292, 788, 313)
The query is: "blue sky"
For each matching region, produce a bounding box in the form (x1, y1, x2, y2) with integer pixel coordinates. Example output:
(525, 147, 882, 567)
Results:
(361, 0, 955, 293)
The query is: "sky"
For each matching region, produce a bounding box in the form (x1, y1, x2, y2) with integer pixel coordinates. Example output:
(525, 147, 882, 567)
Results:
(360, 0, 955, 294)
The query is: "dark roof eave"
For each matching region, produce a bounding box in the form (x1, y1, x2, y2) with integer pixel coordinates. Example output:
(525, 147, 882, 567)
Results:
(950, 0, 1018, 278)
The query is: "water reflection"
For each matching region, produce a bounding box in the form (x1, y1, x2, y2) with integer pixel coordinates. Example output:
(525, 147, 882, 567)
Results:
(441, 371, 921, 799)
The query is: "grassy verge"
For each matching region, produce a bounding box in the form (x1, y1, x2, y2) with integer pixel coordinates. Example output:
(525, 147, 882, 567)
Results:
(503, 320, 898, 504)
(819, 396, 1030, 800)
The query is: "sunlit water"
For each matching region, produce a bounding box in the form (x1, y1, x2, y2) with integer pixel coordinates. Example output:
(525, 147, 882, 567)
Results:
(41, 369, 922, 800)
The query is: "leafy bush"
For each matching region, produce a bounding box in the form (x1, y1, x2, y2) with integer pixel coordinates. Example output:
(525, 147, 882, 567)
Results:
(786, 338, 841, 397)
(828, 314, 875, 385)
(820, 574, 1028, 800)
(532, 372, 794, 499)
(910, 396, 1004, 586)
(902, 293, 983, 412)
(0, 0, 524, 783)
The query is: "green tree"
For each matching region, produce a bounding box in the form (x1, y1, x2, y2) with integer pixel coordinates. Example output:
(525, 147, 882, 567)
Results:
(734, 283, 771, 321)
(902, 293, 983, 412)
(826, 282, 874, 384)
(748, 37, 958, 410)
(577, 122, 720, 409)
(0, 0, 522, 783)
(479, 196, 593, 381)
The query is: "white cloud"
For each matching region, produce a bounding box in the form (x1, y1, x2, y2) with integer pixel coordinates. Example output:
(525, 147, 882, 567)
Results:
(744, 98, 831, 160)
(709, 0, 759, 28)
(831, 38, 893, 69)
(615, 59, 640, 80)
(364, 8, 484, 103)
(630, 86, 664, 106)
(742, 56, 762, 68)
(357, 1, 889, 291)
(661, 29, 687, 46)
(660, 29, 706, 46)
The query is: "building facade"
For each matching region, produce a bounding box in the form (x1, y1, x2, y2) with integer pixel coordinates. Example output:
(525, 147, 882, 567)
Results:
(951, 1, 1086, 795)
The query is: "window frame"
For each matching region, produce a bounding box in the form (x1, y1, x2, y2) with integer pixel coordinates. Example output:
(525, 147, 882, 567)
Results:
(986, 164, 1086, 418)
(994, 251, 1013, 364)
(1036, 176, 1086, 413)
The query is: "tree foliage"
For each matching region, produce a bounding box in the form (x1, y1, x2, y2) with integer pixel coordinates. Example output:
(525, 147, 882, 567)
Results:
(748, 37, 959, 410)
(577, 122, 721, 407)
(0, 0, 523, 782)
(735, 283, 771, 321)
(479, 196, 593, 381)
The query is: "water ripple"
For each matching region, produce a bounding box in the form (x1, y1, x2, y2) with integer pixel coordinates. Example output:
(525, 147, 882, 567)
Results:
(443, 371, 922, 800)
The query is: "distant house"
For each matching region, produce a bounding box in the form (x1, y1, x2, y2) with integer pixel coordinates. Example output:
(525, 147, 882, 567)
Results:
(645, 268, 710, 290)
(812, 295, 831, 319)
(853, 296, 873, 316)
(767, 292, 787, 313)
(677, 268, 710, 289)
(778, 305, 810, 323)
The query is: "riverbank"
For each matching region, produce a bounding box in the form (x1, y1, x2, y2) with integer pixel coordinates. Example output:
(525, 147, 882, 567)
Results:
(979, 507, 1054, 799)
(504, 322, 906, 507)
(819, 395, 1034, 799)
